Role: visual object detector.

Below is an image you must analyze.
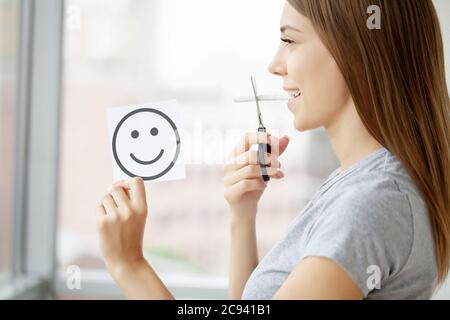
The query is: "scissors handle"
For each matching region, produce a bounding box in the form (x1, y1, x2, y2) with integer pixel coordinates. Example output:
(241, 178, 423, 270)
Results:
(258, 127, 272, 182)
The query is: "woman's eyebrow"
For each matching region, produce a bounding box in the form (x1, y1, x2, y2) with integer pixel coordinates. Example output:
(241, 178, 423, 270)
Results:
(280, 24, 303, 33)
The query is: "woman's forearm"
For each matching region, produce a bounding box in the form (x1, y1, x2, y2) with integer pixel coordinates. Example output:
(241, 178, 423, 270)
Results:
(228, 213, 259, 299)
(111, 259, 175, 300)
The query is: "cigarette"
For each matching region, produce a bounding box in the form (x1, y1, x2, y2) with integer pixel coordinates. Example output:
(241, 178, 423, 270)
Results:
(233, 94, 290, 103)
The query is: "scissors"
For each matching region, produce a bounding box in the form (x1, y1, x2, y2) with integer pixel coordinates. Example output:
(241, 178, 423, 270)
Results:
(250, 76, 272, 182)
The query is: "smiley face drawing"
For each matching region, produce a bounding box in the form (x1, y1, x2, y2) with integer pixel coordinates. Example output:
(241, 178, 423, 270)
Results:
(112, 108, 181, 181)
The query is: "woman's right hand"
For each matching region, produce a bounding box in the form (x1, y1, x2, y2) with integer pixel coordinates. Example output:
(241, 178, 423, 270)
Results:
(223, 132, 290, 223)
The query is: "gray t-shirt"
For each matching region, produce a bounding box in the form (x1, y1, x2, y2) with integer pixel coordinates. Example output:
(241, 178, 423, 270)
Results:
(242, 147, 438, 299)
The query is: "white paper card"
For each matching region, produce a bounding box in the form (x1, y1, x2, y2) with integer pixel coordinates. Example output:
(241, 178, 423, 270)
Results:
(107, 100, 186, 184)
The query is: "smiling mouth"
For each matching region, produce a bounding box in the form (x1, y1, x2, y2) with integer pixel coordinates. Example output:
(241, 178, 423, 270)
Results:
(130, 149, 164, 165)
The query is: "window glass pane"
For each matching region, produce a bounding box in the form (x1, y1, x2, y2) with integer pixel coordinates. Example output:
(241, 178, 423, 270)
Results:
(58, 0, 337, 279)
(0, 0, 19, 277)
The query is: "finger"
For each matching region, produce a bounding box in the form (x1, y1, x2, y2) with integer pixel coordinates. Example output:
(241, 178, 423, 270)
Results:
(109, 185, 130, 209)
(233, 132, 271, 157)
(272, 170, 285, 179)
(113, 179, 133, 190)
(114, 179, 130, 194)
(97, 204, 107, 216)
(102, 193, 118, 214)
(97, 205, 108, 230)
(224, 165, 283, 186)
(267, 135, 280, 158)
(277, 135, 290, 156)
(264, 135, 290, 160)
(114, 177, 146, 204)
(225, 178, 267, 203)
(230, 150, 281, 171)
(130, 177, 146, 204)
(114, 180, 131, 197)
(232, 178, 267, 195)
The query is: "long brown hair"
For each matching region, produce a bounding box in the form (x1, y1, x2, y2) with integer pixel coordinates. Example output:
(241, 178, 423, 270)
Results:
(287, 0, 450, 288)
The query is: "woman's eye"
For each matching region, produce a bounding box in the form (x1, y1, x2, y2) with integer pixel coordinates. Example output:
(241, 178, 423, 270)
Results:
(280, 38, 294, 46)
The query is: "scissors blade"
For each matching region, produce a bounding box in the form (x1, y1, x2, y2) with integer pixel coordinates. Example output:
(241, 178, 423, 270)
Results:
(233, 94, 289, 103)
(250, 75, 265, 128)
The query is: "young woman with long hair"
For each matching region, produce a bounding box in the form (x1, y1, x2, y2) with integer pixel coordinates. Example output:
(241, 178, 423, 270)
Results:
(97, 0, 450, 299)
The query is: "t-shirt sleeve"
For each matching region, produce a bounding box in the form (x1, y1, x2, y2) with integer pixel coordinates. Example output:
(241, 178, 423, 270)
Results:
(301, 179, 414, 298)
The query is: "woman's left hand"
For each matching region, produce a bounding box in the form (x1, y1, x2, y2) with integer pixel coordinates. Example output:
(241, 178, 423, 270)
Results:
(97, 177, 149, 276)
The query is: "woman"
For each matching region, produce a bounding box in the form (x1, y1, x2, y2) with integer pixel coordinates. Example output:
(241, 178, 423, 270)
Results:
(97, 0, 450, 299)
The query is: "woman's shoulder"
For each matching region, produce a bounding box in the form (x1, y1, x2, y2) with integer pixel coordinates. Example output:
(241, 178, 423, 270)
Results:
(306, 152, 438, 297)
(314, 158, 425, 255)
(327, 150, 426, 221)
(324, 169, 414, 223)
(352, 149, 422, 196)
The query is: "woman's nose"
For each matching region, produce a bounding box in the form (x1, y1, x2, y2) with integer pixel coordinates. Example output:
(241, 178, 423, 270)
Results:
(268, 50, 287, 76)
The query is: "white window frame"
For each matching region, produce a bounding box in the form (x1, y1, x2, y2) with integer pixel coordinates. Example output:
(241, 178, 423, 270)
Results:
(4, 0, 64, 300)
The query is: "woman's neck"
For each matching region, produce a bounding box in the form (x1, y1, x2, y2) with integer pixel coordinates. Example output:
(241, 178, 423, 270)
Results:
(325, 101, 384, 172)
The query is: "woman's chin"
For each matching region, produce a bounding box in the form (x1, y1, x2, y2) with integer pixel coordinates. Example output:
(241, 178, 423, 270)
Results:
(293, 116, 320, 132)
(293, 118, 310, 132)
(291, 102, 311, 132)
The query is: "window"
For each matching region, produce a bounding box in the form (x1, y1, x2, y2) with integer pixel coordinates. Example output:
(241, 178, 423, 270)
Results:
(0, 0, 19, 283)
(0, 0, 63, 300)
